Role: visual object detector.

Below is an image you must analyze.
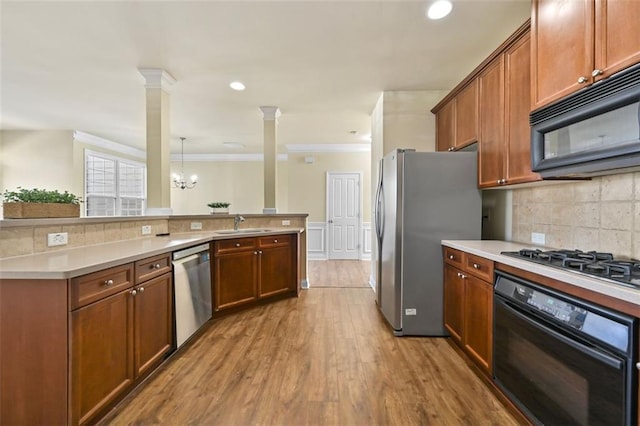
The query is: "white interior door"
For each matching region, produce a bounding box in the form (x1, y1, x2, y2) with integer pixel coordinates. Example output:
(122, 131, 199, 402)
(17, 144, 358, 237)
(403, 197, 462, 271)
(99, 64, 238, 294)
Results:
(327, 172, 361, 260)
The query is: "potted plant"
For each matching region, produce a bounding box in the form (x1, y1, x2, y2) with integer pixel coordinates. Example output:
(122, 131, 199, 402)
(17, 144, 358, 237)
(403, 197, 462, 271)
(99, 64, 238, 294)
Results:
(2, 187, 82, 219)
(207, 201, 231, 214)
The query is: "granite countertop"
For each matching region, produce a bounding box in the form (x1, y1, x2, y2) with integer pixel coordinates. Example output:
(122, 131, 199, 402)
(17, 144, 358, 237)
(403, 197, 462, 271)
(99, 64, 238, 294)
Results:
(441, 240, 640, 306)
(0, 228, 303, 280)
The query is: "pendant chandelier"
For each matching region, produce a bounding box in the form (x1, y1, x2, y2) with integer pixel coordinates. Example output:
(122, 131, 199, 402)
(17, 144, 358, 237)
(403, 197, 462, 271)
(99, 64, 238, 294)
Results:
(172, 137, 198, 189)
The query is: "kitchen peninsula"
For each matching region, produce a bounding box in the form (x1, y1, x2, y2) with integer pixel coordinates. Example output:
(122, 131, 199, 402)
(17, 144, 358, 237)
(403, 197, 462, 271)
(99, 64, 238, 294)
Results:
(0, 213, 307, 425)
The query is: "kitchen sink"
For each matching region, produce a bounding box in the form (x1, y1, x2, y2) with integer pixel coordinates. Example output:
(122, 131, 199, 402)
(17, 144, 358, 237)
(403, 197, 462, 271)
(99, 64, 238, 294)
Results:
(215, 228, 273, 234)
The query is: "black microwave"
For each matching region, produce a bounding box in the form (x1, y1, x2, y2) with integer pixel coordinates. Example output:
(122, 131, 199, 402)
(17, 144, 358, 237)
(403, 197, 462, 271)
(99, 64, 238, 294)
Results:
(530, 63, 640, 178)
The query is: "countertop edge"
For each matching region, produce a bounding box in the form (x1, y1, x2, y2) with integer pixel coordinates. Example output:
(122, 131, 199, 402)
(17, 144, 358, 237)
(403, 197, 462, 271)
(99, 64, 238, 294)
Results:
(0, 228, 304, 280)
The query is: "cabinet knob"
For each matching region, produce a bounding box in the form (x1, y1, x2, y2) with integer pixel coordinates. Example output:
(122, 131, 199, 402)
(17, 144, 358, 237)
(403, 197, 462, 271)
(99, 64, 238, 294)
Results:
(448, 255, 454, 260)
(138, 286, 145, 293)
(151, 263, 161, 269)
(254, 251, 258, 255)
(473, 263, 480, 269)
(591, 69, 603, 77)
(236, 243, 241, 247)
(274, 239, 278, 243)
(130, 289, 137, 296)
(448, 147, 455, 152)
(577, 76, 588, 84)
(104, 279, 114, 286)
(636, 362, 640, 370)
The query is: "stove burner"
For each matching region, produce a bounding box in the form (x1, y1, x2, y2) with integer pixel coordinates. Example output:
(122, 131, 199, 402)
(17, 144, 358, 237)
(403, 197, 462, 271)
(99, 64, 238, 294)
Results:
(502, 249, 640, 289)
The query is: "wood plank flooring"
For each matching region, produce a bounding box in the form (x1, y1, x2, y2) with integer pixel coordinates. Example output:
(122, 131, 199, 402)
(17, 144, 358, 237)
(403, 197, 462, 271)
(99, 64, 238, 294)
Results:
(308, 260, 372, 288)
(102, 262, 518, 425)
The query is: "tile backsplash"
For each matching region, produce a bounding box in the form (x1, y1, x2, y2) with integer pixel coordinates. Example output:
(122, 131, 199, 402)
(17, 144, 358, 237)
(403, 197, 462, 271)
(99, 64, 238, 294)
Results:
(512, 172, 640, 258)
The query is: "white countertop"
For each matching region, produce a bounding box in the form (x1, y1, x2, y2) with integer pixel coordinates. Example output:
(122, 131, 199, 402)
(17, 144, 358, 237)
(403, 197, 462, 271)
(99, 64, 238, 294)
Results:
(0, 228, 303, 280)
(442, 240, 640, 306)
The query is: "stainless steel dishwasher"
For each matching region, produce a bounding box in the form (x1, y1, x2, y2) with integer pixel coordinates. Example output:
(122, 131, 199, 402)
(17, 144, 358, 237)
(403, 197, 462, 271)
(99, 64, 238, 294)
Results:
(172, 243, 212, 348)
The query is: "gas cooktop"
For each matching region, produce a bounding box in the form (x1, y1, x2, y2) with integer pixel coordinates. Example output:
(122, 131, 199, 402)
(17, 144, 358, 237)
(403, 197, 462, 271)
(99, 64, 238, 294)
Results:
(501, 249, 640, 289)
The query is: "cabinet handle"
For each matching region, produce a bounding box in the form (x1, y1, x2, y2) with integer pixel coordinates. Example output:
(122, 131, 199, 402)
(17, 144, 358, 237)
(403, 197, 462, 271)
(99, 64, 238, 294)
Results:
(104, 279, 114, 286)
(502, 179, 507, 184)
(448, 255, 454, 260)
(636, 362, 640, 370)
(577, 76, 588, 84)
(151, 263, 161, 269)
(254, 251, 258, 255)
(473, 263, 480, 269)
(274, 239, 278, 243)
(138, 286, 145, 293)
(448, 147, 455, 152)
(591, 69, 603, 77)
(259, 250, 263, 254)
(236, 243, 241, 247)
(130, 289, 137, 296)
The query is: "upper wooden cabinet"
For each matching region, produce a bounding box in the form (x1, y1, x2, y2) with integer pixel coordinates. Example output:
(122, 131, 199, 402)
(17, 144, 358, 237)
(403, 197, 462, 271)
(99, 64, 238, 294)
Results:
(478, 29, 541, 188)
(435, 81, 479, 152)
(531, 0, 640, 110)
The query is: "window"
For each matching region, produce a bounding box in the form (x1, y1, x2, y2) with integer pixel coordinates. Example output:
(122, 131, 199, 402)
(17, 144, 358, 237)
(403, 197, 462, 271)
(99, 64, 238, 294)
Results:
(85, 151, 146, 216)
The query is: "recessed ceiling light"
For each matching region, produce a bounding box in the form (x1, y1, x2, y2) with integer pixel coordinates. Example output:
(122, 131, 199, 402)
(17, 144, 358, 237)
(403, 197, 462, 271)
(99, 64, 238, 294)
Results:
(223, 142, 245, 149)
(427, 0, 452, 20)
(229, 81, 245, 91)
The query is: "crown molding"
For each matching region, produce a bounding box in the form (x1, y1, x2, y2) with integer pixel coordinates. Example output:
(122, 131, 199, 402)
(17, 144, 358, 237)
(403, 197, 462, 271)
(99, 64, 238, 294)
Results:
(286, 144, 371, 153)
(174, 153, 289, 162)
(259, 106, 281, 121)
(73, 131, 146, 159)
(138, 68, 177, 92)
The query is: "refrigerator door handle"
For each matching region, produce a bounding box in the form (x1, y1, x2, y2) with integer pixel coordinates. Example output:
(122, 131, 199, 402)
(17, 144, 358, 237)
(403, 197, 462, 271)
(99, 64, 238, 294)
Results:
(374, 165, 384, 241)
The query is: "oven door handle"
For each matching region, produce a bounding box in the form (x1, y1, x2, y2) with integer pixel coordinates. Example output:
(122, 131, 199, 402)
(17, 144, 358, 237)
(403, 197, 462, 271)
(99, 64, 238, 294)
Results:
(497, 298, 624, 370)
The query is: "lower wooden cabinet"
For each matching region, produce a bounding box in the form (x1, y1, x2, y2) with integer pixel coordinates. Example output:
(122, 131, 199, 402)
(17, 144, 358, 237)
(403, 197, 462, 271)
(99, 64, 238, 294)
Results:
(443, 248, 493, 374)
(70, 258, 173, 425)
(213, 234, 297, 314)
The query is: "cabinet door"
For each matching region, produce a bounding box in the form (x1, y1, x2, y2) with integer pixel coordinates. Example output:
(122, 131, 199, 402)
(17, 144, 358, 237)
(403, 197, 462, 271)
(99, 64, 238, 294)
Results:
(478, 57, 505, 188)
(463, 275, 493, 374)
(531, 0, 595, 109)
(134, 273, 173, 378)
(455, 80, 479, 148)
(214, 250, 258, 311)
(443, 265, 464, 343)
(259, 244, 293, 298)
(594, 0, 640, 80)
(70, 290, 134, 426)
(436, 99, 455, 152)
(505, 32, 540, 185)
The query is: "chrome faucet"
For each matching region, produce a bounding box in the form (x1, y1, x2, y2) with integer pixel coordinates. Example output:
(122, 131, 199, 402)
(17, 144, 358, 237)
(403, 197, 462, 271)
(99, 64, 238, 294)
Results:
(234, 214, 245, 230)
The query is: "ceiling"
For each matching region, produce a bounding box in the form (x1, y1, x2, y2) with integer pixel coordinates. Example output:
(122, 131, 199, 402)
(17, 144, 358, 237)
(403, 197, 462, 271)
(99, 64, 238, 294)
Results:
(0, 0, 531, 155)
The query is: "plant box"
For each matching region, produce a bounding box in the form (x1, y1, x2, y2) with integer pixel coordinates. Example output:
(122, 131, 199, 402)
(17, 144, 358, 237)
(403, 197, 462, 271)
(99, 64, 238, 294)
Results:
(3, 202, 81, 219)
(210, 207, 229, 214)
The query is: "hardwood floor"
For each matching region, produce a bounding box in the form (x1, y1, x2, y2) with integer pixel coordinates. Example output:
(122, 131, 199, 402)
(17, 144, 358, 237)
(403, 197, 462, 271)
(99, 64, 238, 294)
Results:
(308, 260, 372, 288)
(102, 264, 518, 425)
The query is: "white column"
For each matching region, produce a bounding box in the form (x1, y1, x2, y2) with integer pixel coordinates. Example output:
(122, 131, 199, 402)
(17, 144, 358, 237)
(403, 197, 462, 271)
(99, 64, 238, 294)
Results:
(260, 106, 280, 214)
(138, 68, 176, 216)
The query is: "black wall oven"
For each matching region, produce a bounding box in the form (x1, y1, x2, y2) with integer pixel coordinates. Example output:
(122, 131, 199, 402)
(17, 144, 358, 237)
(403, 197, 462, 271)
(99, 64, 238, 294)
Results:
(494, 271, 637, 425)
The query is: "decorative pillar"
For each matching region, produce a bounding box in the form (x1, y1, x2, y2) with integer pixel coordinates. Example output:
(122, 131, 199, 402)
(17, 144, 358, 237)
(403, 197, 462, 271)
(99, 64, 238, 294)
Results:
(138, 68, 176, 216)
(259, 106, 280, 214)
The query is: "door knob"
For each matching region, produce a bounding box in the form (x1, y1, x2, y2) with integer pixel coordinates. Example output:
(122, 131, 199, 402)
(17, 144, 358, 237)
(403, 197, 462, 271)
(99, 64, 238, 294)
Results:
(328, 220, 334, 223)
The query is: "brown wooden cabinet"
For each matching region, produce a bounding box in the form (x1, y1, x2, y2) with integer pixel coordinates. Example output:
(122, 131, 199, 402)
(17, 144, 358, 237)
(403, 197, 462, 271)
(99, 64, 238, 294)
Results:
(531, 0, 640, 110)
(435, 81, 478, 152)
(479, 29, 540, 188)
(70, 254, 173, 425)
(213, 233, 298, 314)
(443, 247, 493, 374)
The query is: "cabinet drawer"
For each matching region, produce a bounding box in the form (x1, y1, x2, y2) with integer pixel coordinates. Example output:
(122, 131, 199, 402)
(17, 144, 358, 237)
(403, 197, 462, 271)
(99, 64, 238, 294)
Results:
(465, 254, 494, 282)
(215, 237, 257, 255)
(71, 263, 134, 309)
(135, 253, 171, 284)
(258, 234, 291, 248)
(444, 247, 465, 269)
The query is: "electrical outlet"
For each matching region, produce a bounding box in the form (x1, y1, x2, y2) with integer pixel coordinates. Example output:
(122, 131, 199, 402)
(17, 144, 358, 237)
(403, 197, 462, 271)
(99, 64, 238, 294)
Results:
(405, 308, 417, 316)
(47, 232, 68, 247)
(190, 222, 203, 230)
(141, 225, 152, 235)
(282, 220, 290, 226)
(531, 232, 546, 245)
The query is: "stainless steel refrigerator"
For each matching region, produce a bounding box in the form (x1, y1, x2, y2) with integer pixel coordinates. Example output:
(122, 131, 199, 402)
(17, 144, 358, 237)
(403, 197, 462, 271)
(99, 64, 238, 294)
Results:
(374, 149, 481, 336)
